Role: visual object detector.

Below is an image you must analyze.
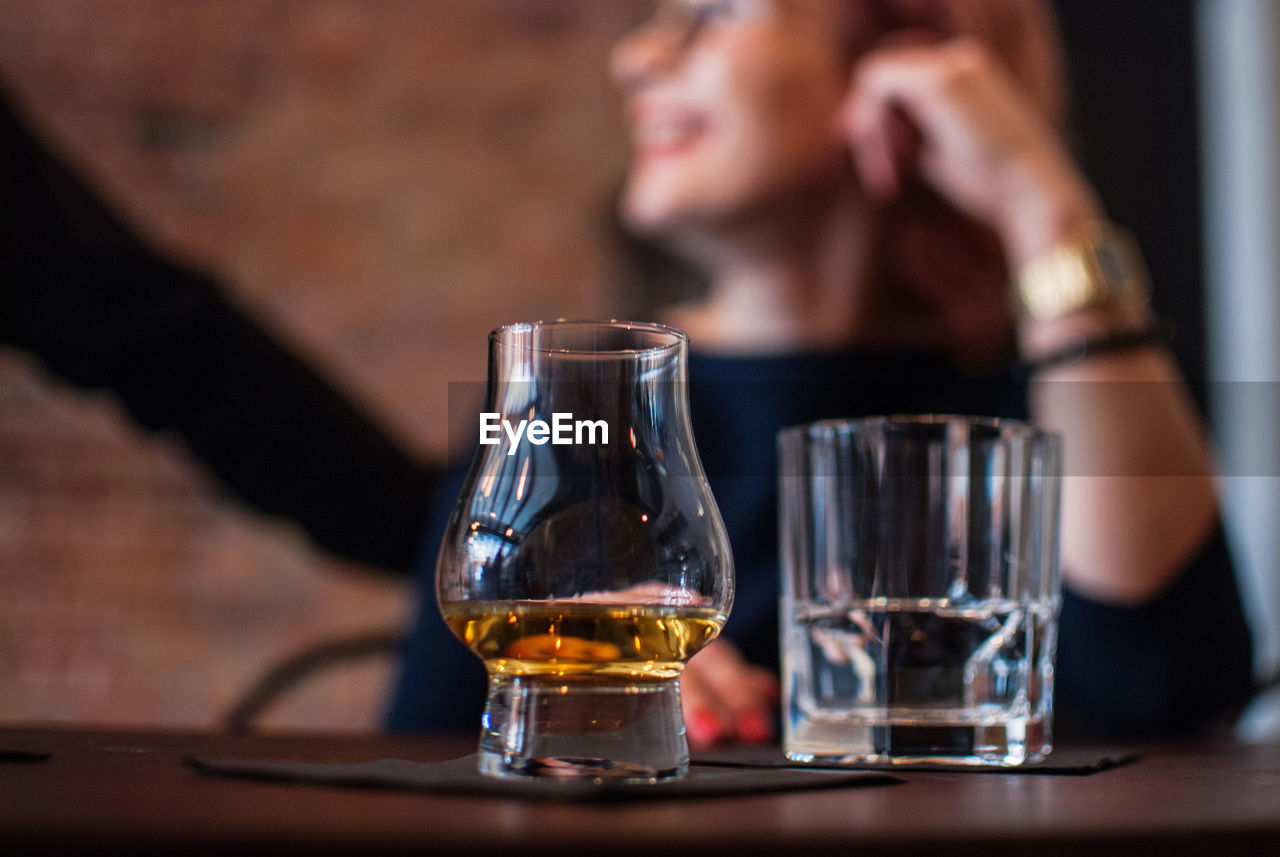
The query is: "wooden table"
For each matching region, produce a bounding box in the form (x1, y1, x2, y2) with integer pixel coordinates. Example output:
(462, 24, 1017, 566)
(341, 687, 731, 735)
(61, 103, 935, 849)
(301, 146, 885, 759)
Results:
(2, 727, 1278, 855)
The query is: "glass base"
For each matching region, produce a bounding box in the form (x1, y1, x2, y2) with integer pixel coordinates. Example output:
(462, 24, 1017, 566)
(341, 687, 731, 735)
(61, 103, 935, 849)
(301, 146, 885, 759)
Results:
(477, 674, 688, 782)
(785, 713, 1051, 767)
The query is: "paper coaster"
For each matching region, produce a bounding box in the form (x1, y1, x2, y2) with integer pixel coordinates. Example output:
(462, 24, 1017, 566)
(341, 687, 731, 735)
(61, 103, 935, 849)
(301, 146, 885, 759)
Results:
(0, 749, 52, 763)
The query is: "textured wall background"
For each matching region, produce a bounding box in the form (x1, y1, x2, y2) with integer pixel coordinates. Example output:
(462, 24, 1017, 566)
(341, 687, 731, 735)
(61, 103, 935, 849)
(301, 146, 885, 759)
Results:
(0, 0, 645, 730)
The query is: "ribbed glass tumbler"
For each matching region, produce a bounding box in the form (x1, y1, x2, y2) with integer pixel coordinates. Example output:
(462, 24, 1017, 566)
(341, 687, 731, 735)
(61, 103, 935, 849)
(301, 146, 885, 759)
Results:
(779, 416, 1062, 766)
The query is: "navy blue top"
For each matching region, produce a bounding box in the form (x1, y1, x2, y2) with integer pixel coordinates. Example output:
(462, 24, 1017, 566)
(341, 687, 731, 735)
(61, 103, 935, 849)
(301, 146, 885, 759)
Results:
(387, 349, 1255, 739)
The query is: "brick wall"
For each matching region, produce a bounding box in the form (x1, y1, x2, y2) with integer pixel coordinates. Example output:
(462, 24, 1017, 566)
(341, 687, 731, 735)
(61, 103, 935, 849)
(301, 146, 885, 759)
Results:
(0, 0, 646, 730)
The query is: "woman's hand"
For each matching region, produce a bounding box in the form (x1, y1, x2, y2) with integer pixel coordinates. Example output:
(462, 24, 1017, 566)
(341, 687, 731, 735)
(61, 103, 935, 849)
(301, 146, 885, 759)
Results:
(842, 38, 1101, 267)
(681, 639, 779, 749)
(842, 36, 1222, 610)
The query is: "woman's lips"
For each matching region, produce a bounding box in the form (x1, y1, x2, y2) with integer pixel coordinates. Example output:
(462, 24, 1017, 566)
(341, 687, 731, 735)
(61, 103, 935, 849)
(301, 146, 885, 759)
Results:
(629, 104, 709, 159)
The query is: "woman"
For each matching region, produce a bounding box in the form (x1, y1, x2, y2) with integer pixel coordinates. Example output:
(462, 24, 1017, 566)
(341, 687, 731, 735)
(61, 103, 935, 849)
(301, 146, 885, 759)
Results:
(610, 0, 1255, 743)
(388, 0, 1253, 743)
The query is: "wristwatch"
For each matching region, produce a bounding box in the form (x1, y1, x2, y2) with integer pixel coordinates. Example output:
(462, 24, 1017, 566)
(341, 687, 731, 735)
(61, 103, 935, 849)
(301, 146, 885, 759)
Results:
(1016, 222, 1152, 321)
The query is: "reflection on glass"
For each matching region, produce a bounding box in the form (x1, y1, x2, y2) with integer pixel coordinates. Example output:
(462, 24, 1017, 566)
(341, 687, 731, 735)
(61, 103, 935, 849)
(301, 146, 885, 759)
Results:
(437, 321, 733, 781)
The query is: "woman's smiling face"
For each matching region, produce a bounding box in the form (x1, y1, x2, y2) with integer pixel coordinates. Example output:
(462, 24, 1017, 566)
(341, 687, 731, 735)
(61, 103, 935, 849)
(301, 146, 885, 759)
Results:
(611, 0, 865, 235)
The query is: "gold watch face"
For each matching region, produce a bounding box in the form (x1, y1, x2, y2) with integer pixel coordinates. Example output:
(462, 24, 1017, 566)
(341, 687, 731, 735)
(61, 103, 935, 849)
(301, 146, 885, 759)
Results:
(1094, 239, 1128, 289)
(1017, 223, 1151, 320)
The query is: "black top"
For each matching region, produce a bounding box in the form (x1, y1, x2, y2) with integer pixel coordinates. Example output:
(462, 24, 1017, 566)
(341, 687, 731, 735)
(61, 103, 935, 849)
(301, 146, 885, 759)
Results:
(387, 350, 1255, 739)
(0, 89, 436, 571)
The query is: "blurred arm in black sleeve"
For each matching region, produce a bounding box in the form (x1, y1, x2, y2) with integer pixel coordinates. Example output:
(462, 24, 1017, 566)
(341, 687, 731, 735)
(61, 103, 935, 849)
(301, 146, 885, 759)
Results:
(0, 88, 437, 574)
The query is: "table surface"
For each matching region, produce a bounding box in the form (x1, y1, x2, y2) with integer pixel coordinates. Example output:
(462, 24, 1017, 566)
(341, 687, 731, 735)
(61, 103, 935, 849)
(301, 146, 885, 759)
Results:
(2, 726, 1279, 856)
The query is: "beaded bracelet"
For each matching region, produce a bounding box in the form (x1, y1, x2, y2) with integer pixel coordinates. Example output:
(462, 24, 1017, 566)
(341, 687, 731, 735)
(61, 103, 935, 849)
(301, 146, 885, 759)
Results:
(1026, 316, 1175, 374)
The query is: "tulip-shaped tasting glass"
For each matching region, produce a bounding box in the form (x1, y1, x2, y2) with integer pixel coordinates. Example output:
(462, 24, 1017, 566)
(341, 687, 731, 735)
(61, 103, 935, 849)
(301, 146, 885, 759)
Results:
(437, 321, 734, 782)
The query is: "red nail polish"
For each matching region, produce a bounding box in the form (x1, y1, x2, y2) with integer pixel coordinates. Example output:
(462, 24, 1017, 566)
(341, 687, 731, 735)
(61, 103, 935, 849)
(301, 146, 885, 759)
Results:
(737, 710, 773, 744)
(688, 711, 722, 745)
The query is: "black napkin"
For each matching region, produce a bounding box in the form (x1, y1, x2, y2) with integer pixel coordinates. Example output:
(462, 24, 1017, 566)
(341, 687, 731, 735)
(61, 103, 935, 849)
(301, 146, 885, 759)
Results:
(186, 753, 900, 800)
(693, 745, 1139, 775)
(0, 749, 51, 763)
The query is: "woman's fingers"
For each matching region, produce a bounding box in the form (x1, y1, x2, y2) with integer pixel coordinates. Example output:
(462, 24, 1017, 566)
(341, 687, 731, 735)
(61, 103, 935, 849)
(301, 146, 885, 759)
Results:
(681, 639, 779, 749)
(843, 38, 1097, 264)
(845, 41, 1006, 210)
(691, 640, 778, 744)
(681, 660, 734, 748)
(847, 85, 901, 199)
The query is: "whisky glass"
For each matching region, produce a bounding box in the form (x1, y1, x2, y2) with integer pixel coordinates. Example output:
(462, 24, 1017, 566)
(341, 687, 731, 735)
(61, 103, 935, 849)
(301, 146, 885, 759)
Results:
(437, 321, 733, 781)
